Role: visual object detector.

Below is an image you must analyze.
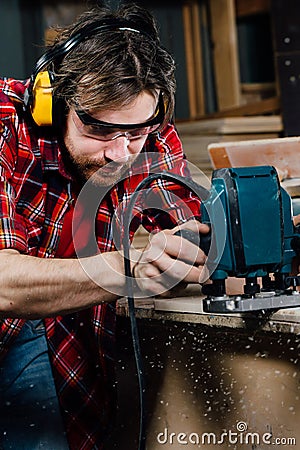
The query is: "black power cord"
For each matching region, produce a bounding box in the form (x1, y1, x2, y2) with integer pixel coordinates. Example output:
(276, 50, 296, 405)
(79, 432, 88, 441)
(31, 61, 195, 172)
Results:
(122, 172, 210, 450)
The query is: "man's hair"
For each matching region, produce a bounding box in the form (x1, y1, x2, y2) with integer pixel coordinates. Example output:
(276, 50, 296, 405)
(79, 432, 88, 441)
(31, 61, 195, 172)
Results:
(51, 3, 176, 123)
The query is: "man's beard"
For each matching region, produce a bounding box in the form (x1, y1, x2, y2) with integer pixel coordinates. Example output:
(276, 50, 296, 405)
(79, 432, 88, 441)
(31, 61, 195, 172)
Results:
(71, 157, 132, 187)
(62, 138, 134, 187)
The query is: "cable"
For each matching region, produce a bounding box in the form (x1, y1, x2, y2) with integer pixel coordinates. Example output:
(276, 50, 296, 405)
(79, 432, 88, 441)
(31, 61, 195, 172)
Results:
(122, 171, 209, 450)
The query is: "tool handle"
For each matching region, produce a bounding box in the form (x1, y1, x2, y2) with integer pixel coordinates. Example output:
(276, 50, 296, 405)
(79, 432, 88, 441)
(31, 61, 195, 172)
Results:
(174, 228, 211, 255)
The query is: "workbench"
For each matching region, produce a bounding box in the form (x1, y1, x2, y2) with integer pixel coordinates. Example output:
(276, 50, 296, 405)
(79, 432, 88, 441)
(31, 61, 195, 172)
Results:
(107, 284, 300, 450)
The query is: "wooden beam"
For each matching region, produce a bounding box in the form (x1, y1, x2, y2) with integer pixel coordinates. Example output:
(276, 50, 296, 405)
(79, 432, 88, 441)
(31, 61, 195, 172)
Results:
(235, 0, 271, 18)
(191, 1, 205, 116)
(176, 114, 282, 134)
(182, 3, 198, 118)
(195, 96, 280, 119)
(208, 136, 300, 181)
(209, 0, 241, 110)
(241, 82, 276, 93)
(182, 0, 205, 118)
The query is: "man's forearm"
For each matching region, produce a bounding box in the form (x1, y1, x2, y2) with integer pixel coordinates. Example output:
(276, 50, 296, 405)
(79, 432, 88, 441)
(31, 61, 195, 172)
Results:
(0, 249, 125, 318)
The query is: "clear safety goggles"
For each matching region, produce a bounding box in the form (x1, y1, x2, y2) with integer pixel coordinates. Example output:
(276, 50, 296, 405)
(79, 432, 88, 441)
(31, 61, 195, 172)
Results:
(73, 93, 166, 141)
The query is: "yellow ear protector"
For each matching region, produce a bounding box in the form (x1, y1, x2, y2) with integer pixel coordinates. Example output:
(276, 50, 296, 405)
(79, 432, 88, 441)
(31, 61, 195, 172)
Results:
(24, 18, 155, 127)
(28, 71, 53, 126)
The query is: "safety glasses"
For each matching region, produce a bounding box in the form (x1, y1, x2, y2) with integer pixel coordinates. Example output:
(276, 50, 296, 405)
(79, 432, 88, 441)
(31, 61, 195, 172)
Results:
(73, 92, 165, 141)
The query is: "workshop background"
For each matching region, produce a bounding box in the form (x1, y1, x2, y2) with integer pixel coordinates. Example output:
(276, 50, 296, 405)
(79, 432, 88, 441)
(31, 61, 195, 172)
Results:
(1, 1, 299, 450)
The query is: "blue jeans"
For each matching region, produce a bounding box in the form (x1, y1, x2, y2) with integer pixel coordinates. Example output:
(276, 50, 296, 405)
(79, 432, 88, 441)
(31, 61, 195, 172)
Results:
(0, 320, 69, 450)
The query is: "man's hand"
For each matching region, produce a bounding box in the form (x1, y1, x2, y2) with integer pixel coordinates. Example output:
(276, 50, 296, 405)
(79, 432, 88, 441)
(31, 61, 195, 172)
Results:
(132, 220, 210, 296)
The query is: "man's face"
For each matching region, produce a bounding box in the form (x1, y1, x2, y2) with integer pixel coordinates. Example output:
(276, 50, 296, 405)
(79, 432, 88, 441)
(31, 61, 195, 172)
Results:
(64, 90, 159, 186)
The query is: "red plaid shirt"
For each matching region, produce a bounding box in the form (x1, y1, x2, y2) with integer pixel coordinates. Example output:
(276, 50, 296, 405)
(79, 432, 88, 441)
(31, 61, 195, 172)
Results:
(0, 78, 201, 449)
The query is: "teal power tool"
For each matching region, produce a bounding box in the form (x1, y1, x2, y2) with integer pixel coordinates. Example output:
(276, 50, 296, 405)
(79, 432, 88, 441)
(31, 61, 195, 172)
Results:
(122, 165, 300, 450)
(192, 165, 300, 313)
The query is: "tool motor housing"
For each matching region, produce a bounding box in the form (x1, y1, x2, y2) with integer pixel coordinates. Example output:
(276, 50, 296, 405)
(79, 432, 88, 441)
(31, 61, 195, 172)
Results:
(202, 165, 294, 279)
(200, 166, 300, 312)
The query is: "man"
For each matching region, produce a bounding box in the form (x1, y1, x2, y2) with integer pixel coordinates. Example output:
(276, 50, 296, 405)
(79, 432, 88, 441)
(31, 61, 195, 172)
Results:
(0, 3, 209, 449)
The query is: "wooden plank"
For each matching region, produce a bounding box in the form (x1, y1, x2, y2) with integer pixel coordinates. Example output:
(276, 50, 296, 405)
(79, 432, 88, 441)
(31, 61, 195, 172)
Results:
(235, 0, 270, 18)
(176, 133, 279, 179)
(241, 82, 275, 93)
(199, 0, 217, 114)
(194, 96, 280, 119)
(177, 114, 282, 135)
(241, 83, 277, 107)
(209, 0, 241, 110)
(117, 288, 300, 334)
(208, 136, 300, 179)
(182, 3, 197, 118)
(182, 1, 205, 118)
(191, 1, 205, 116)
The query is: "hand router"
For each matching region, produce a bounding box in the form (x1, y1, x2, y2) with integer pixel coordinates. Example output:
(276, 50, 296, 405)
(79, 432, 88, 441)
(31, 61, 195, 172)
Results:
(177, 166, 300, 313)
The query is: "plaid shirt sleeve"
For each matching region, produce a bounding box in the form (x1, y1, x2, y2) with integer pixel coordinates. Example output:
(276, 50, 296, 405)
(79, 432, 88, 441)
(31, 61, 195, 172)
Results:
(0, 99, 28, 253)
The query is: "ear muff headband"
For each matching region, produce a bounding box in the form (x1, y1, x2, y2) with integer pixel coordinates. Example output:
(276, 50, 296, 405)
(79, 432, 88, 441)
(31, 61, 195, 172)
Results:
(25, 18, 155, 127)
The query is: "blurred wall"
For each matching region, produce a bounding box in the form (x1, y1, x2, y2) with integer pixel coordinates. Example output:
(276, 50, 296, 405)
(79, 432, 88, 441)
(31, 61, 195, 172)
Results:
(0, 0, 44, 78)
